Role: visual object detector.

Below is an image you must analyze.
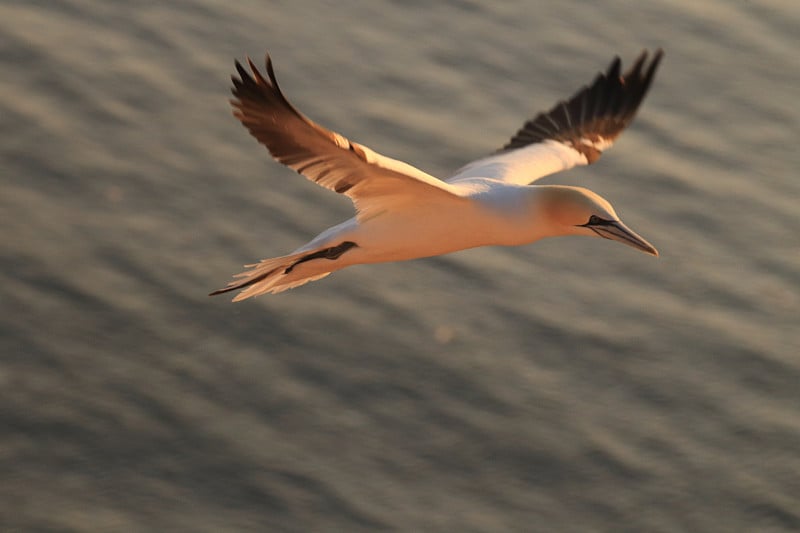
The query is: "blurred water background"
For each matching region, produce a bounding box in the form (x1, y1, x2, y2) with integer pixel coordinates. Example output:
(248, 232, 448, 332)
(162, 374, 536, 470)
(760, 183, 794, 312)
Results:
(1, 0, 799, 531)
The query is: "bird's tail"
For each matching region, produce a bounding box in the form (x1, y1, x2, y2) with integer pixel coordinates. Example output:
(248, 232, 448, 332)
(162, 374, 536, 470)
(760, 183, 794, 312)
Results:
(209, 252, 330, 301)
(209, 241, 357, 301)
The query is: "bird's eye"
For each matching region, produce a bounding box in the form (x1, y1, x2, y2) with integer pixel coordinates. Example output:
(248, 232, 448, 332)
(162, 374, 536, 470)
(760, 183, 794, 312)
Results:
(588, 215, 601, 225)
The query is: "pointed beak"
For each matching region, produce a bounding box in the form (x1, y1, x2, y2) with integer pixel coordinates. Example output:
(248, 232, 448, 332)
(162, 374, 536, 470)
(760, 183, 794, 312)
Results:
(589, 220, 659, 256)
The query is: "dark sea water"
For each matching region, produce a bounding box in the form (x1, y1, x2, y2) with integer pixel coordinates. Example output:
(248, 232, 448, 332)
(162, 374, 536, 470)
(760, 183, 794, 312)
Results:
(2, 1, 799, 531)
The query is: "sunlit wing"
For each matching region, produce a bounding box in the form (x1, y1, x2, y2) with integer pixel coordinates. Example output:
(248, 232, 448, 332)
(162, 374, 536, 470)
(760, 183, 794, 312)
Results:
(448, 49, 663, 185)
(231, 55, 466, 221)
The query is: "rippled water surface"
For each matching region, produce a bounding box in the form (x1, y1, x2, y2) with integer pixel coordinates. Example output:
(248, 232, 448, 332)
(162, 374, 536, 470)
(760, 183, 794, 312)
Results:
(1, 1, 798, 531)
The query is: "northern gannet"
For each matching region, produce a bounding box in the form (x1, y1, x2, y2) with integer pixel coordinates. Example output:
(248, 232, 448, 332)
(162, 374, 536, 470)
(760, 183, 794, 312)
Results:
(211, 50, 663, 301)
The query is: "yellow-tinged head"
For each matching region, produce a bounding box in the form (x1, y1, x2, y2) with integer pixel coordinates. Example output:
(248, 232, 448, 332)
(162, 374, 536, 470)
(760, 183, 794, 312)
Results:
(534, 186, 658, 256)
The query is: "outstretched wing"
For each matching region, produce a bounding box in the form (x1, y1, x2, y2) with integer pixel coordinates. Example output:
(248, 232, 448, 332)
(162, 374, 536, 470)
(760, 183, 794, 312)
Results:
(231, 55, 465, 220)
(448, 49, 663, 185)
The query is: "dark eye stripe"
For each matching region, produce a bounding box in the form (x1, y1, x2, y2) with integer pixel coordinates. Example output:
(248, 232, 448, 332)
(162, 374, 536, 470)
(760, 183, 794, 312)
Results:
(579, 215, 614, 227)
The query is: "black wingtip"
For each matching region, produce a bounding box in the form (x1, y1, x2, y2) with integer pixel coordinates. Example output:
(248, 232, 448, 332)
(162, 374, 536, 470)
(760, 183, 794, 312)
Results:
(625, 50, 649, 80)
(499, 49, 664, 157)
(639, 48, 664, 99)
(648, 49, 665, 75)
(232, 54, 272, 86)
(606, 56, 622, 80)
(265, 52, 275, 78)
(248, 56, 273, 88)
(234, 59, 248, 80)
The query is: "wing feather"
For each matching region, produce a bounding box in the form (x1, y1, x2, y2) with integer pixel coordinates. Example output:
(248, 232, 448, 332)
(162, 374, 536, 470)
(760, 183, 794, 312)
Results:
(231, 55, 465, 220)
(448, 50, 663, 186)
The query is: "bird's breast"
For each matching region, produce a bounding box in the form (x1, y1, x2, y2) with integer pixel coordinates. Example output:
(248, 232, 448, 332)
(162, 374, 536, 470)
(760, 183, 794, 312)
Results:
(352, 199, 535, 263)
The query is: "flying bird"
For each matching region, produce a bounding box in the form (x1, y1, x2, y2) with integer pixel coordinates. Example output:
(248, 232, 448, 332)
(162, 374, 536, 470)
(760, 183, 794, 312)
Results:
(211, 49, 663, 301)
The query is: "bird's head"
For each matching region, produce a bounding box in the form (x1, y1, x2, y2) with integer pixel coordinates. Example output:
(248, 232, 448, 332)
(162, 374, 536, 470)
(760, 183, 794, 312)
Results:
(534, 186, 658, 256)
